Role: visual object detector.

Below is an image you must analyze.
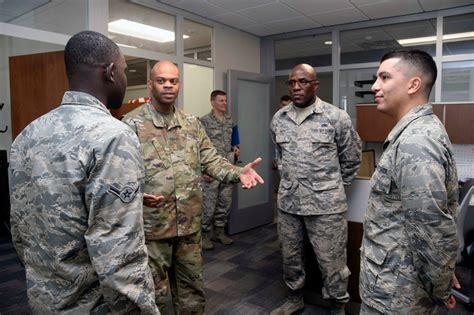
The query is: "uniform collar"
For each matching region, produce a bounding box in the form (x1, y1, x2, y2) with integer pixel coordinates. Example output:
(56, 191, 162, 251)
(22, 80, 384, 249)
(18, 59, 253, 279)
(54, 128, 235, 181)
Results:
(284, 97, 323, 123)
(210, 110, 230, 123)
(146, 102, 183, 129)
(60, 91, 110, 114)
(384, 103, 433, 147)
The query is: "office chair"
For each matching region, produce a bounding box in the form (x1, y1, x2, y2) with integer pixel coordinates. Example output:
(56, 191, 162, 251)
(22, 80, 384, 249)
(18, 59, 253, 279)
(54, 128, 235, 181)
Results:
(457, 186, 474, 265)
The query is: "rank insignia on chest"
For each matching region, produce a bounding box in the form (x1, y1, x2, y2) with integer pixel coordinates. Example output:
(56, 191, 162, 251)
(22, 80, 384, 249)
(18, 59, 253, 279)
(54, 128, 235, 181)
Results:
(108, 185, 139, 203)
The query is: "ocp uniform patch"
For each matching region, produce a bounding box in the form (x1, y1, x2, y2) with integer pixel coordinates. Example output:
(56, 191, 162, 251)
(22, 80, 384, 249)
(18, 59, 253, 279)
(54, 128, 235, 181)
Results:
(108, 185, 139, 203)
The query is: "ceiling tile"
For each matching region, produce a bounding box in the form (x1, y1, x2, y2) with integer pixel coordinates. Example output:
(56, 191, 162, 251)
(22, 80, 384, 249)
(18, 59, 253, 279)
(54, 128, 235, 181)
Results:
(211, 12, 257, 29)
(159, 0, 182, 4)
(349, 0, 392, 5)
(264, 16, 322, 33)
(356, 0, 423, 19)
(208, 0, 276, 11)
(159, 0, 228, 17)
(282, 0, 354, 15)
(418, 0, 474, 11)
(241, 24, 275, 36)
(309, 7, 368, 26)
(236, 2, 300, 23)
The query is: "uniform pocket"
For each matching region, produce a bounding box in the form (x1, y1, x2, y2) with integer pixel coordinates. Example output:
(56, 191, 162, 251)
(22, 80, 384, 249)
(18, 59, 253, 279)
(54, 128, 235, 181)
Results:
(312, 178, 340, 191)
(361, 244, 389, 292)
(184, 135, 199, 170)
(370, 168, 392, 194)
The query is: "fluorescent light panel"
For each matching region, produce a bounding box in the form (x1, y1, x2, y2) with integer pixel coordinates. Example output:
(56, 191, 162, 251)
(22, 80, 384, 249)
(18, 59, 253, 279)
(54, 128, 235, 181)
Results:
(398, 31, 474, 46)
(109, 19, 189, 43)
(117, 43, 137, 49)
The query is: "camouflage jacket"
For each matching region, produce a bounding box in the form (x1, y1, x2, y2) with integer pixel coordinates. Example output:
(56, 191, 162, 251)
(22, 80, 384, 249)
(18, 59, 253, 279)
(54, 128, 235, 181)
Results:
(199, 111, 235, 162)
(271, 97, 361, 215)
(10, 92, 158, 314)
(123, 103, 241, 240)
(360, 104, 459, 313)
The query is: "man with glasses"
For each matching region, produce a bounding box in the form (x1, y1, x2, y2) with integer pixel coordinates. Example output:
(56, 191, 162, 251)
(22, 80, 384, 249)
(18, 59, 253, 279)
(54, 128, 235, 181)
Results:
(123, 60, 264, 314)
(271, 63, 361, 315)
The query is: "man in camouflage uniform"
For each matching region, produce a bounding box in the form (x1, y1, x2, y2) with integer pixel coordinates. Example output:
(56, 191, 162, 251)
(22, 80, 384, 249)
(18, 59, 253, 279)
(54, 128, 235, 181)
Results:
(271, 64, 361, 315)
(360, 50, 459, 314)
(200, 90, 240, 250)
(9, 31, 158, 314)
(123, 60, 263, 315)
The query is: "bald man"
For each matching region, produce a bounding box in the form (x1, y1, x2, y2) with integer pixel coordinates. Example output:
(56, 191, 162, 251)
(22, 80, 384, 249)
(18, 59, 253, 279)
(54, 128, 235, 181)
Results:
(271, 64, 361, 315)
(123, 60, 263, 314)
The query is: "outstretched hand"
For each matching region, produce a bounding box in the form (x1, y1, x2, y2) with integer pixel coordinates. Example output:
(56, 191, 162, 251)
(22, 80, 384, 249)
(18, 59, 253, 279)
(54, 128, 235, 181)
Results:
(143, 193, 165, 208)
(239, 157, 264, 189)
(447, 273, 461, 309)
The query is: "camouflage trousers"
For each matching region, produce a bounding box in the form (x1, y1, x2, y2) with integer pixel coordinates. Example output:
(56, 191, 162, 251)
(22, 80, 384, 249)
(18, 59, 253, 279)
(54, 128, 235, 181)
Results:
(146, 230, 204, 315)
(201, 179, 233, 232)
(277, 210, 350, 303)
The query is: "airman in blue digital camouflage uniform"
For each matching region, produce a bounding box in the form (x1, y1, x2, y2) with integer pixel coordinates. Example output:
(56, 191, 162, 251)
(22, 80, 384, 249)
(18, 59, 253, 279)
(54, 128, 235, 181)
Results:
(360, 50, 460, 314)
(271, 64, 361, 315)
(10, 31, 159, 314)
(200, 90, 240, 250)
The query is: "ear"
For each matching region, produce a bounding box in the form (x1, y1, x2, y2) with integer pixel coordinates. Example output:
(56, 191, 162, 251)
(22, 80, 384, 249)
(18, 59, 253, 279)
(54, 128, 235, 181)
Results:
(104, 63, 115, 83)
(147, 78, 152, 90)
(407, 76, 422, 95)
(314, 80, 320, 92)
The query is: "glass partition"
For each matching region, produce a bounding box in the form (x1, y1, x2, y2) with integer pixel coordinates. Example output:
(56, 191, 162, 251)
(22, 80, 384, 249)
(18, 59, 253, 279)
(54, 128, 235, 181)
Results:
(443, 13, 474, 56)
(184, 19, 212, 62)
(442, 61, 474, 101)
(2, 0, 87, 35)
(340, 19, 436, 64)
(274, 33, 332, 70)
(109, 0, 176, 54)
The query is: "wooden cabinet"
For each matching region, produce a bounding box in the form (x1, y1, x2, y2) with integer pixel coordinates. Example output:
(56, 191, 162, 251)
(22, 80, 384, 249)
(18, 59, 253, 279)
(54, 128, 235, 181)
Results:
(10, 51, 68, 139)
(356, 103, 473, 144)
(356, 104, 397, 142)
(444, 104, 474, 144)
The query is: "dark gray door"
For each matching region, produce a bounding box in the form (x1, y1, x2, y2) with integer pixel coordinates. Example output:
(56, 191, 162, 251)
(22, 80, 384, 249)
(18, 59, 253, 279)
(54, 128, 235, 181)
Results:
(226, 70, 273, 234)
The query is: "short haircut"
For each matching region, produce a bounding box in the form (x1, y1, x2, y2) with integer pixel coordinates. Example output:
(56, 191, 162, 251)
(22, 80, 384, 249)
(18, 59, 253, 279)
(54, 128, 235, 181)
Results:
(380, 49, 437, 97)
(280, 95, 291, 102)
(64, 30, 120, 78)
(210, 90, 226, 101)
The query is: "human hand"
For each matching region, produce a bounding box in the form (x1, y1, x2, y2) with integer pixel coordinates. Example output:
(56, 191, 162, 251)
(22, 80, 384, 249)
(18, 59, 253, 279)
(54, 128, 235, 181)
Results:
(239, 157, 264, 189)
(447, 273, 461, 309)
(203, 174, 214, 182)
(233, 146, 240, 157)
(143, 193, 164, 207)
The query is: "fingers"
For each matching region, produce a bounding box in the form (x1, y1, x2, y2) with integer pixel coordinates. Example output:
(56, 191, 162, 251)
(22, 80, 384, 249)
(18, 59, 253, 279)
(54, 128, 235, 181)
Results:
(143, 193, 164, 207)
(249, 157, 262, 167)
(241, 178, 260, 189)
(452, 274, 461, 289)
(446, 295, 456, 309)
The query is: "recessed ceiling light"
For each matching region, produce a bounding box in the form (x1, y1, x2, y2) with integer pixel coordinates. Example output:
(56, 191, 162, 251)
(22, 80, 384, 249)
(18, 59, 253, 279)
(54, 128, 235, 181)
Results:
(109, 19, 189, 43)
(128, 69, 137, 73)
(324, 41, 332, 45)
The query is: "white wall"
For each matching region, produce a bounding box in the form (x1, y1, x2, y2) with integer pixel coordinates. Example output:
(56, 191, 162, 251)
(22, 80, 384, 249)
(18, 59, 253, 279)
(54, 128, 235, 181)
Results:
(183, 63, 213, 117)
(214, 27, 260, 91)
